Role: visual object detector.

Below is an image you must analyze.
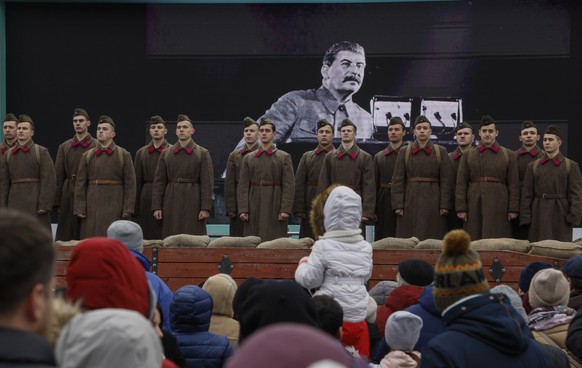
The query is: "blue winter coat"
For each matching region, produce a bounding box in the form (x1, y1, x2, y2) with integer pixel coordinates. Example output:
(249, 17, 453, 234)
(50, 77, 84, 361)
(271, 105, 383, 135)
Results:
(421, 293, 549, 368)
(171, 285, 234, 368)
(131, 250, 174, 331)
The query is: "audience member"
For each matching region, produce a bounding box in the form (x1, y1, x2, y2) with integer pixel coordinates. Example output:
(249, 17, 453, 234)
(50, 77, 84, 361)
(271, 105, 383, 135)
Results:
(107, 219, 173, 330)
(562, 254, 582, 309)
(202, 273, 240, 348)
(404, 286, 443, 352)
(379, 311, 422, 368)
(154, 306, 186, 368)
(518, 261, 554, 313)
(0, 209, 57, 367)
(313, 295, 344, 339)
(421, 230, 549, 367)
(55, 308, 164, 368)
(236, 279, 318, 344)
(224, 323, 367, 368)
(491, 284, 528, 323)
(295, 185, 374, 356)
(170, 285, 233, 368)
(528, 268, 575, 349)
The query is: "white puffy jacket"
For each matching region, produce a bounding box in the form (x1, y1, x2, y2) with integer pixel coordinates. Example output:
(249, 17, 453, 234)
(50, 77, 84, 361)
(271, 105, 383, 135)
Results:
(295, 186, 373, 322)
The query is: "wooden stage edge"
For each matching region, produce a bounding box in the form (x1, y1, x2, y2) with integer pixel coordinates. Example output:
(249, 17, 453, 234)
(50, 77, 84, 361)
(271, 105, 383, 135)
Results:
(54, 247, 567, 292)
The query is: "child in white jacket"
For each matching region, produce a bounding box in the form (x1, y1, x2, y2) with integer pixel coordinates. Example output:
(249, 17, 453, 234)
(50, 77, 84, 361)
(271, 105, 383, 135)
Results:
(295, 185, 374, 357)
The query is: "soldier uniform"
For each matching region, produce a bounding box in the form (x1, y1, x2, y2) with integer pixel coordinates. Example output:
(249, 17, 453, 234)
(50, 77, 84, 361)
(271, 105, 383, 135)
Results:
(54, 108, 97, 241)
(0, 113, 18, 208)
(134, 115, 169, 240)
(1, 115, 56, 231)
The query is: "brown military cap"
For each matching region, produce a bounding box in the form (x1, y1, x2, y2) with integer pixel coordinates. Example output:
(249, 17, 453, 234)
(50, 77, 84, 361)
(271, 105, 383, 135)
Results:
(259, 117, 276, 131)
(544, 125, 563, 140)
(317, 119, 333, 131)
(480, 114, 496, 128)
(243, 116, 258, 127)
(18, 114, 33, 124)
(177, 114, 192, 123)
(98, 115, 116, 128)
(74, 108, 90, 120)
(150, 115, 165, 125)
(520, 120, 536, 132)
(388, 116, 405, 128)
(455, 122, 473, 133)
(3, 113, 17, 123)
(413, 115, 431, 128)
(340, 118, 357, 131)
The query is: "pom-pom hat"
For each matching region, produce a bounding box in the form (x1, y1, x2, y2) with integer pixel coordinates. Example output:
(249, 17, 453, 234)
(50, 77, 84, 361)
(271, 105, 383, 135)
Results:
(433, 230, 490, 311)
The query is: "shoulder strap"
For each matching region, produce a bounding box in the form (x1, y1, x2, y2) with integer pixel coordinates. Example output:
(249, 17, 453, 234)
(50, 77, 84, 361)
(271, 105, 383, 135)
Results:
(566, 158, 572, 174)
(404, 144, 412, 166)
(34, 144, 40, 164)
(86, 148, 96, 165)
(5, 147, 13, 163)
(117, 147, 124, 167)
(435, 144, 441, 164)
(533, 159, 541, 176)
(500, 146, 509, 164)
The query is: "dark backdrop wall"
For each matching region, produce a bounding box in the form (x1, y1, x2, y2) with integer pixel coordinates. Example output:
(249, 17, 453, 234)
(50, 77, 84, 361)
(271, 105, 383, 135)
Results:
(5, 0, 581, 222)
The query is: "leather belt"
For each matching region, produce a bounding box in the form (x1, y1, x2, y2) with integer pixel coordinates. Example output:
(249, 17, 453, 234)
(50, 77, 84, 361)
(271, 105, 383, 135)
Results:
(252, 180, 281, 187)
(379, 182, 392, 188)
(307, 180, 318, 187)
(346, 185, 361, 191)
(470, 177, 505, 185)
(407, 177, 439, 183)
(88, 180, 123, 185)
(11, 178, 40, 184)
(169, 178, 199, 183)
(536, 194, 567, 199)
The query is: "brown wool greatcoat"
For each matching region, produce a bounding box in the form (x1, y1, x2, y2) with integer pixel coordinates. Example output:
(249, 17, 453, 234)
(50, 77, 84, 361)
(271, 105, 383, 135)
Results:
(237, 145, 294, 242)
(514, 145, 544, 239)
(134, 140, 169, 240)
(448, 147, 466, 230)
(152, 140, 214, 237)
(0, 140, 16, 209)
(293, 145, 332, 239)
(456, 142, 520, 240)
(520, 154, 582, 242)
(373, 143, 404, 240)
(74, 143, 136, 238)
(54, 134, 97, 241)
(317, 144, 375, 219)
(224, 143, 258, 237)
(0, 140, 56, 231)
(391, 141, 452, 240)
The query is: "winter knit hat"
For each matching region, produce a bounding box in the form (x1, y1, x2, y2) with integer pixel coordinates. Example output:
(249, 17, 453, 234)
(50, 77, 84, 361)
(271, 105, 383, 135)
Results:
(107, 220, 144, 253)
(528, 268, 570, 309)
(385, 311, 423, 352)
(433, 230, 490, 312)
(519, 261, 553, 292)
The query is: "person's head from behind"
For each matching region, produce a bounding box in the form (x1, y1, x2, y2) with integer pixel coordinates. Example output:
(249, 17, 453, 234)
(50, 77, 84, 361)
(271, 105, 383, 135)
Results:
(107, 220, 144, 253)
(310, 184, 362, 239)
(528, 268, 570, 310)
(55, 308, 163, 368)
(313, 295, 343, 340)
(562, 254, 582, 292)
(322, 41, 366, 97)
(0, 209, 54, 335)
(66, 237, 151, 319)
(385, 311, 423, 352)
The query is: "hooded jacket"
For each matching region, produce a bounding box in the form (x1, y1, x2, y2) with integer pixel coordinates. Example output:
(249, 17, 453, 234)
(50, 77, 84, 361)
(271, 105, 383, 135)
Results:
(421, 293, 549, 368)
(132, 250, 174, 331)
(376, 285, 423, 338)
(55, 309, 163, 368)
(171, 285, 233, 368)
(202, 274, 239, 348)
(295, 186, 373, 322)
(0, 327, 57, 368)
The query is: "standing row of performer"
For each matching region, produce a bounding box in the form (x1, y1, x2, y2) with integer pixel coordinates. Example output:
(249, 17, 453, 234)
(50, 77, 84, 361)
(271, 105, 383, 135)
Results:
(1, 109, 580, 243)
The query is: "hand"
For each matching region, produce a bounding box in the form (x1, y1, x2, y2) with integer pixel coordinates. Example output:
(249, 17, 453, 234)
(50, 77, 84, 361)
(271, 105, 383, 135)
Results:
(299, 256, 309, 264)
(54, 206, 61, 214)
(296, 212, 306, 219)
(278, 212, 289, 222)
(153, 210, 162, 220)
(361, 217, 369, 222)
(508, 212, 518, 221)
(227, 211, 236, 218)
(395, 209, 404, 216)
(440, 209, 449, 216)
(37, 209, 47, 215)
(240, 212, 249, 222)
(199, 210, 210, 220)
(77, 213, 87, 219)
(121, 213, 131, 219)
(457, 211, 467, 222)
